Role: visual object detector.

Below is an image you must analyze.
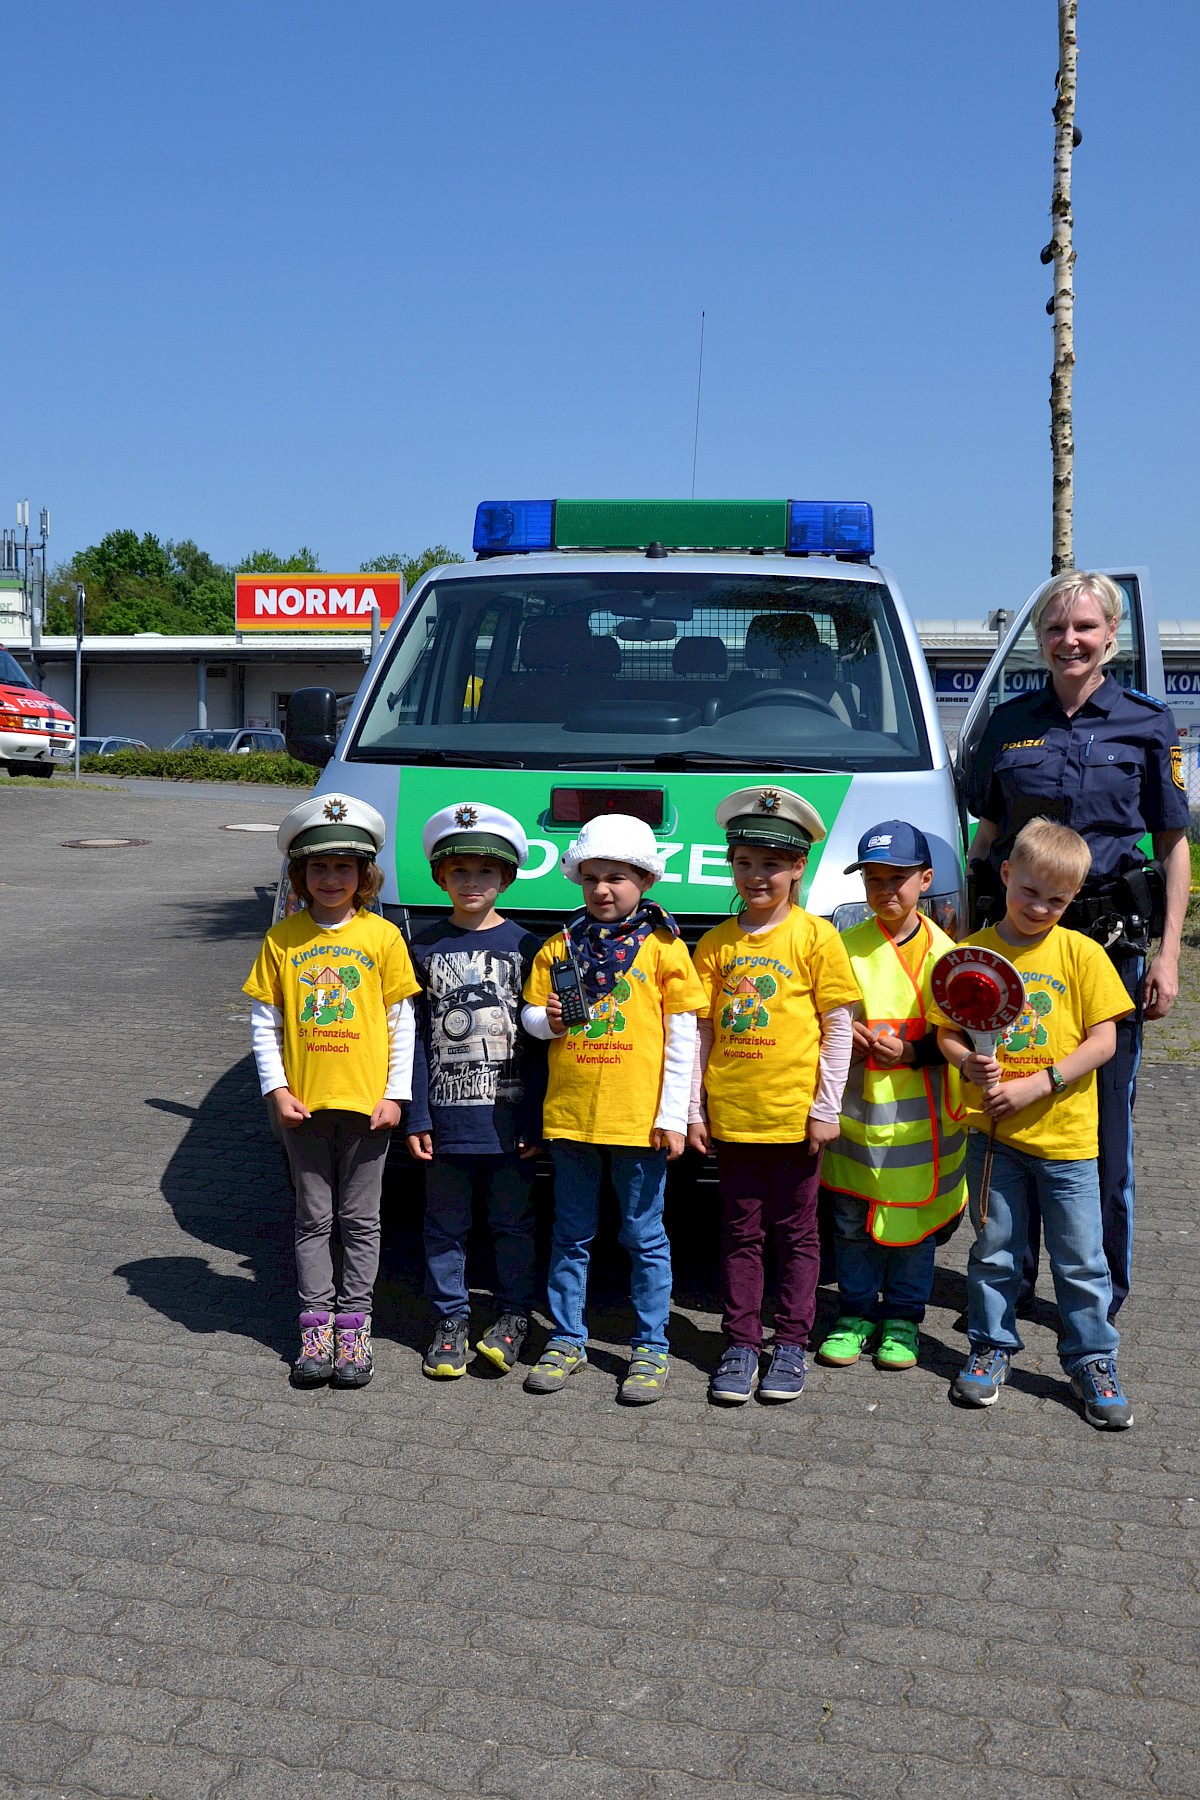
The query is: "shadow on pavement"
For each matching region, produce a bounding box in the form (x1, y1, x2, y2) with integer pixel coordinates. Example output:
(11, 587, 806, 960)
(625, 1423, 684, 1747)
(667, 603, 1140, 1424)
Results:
(162, 889, 277, 944)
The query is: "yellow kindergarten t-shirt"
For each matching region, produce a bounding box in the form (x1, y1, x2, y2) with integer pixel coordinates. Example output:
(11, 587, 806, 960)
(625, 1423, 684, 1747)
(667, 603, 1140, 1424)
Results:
(525, 929, 706, 1146)
(243, 909, 420, 1115)
(927, 923, 1134, 1160)
(692, 908, 861, 1143)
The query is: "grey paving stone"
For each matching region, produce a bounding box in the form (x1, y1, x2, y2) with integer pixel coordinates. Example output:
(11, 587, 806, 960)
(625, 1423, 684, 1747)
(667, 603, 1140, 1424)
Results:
(574, 1715, 741, 1780)
(982, 1717, 1155, 1785)
(0, 1670, 55, 1720)
(62, 1732, 236, 1799)
(326, 1720, 493, 1785)
(0, 1721, 92, 1786)
(479, 1746, 652, 1798)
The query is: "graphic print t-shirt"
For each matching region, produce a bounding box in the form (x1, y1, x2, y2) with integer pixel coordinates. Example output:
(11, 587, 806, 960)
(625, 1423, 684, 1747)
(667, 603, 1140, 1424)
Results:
(406, 918, 545, 1154)
(243, 909, 420, 1115)
(927, 924, 1134, 1160)
(525, 928, 706, 1146)
(692, 909, 861, 1143)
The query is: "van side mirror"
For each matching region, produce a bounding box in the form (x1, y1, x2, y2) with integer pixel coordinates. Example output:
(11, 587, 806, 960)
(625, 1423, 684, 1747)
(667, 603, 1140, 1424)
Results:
(286, 687, 338, 766)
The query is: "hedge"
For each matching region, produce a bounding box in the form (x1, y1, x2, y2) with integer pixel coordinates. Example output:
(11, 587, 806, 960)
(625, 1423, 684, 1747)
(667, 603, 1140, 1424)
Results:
(76, 748, 319, 784)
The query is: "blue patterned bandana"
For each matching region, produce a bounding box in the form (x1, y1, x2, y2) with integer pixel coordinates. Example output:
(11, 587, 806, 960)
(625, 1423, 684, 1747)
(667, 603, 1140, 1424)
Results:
(566, 899, 679, 1005)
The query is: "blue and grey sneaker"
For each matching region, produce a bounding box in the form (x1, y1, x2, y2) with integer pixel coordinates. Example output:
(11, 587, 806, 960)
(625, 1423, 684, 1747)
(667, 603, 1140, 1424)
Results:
(758, 1343, 807, 1403)
(952, 1345, 1011, 1406)
(1070, 1357, 1133, 1430)
(709, 1344, 758, 1405)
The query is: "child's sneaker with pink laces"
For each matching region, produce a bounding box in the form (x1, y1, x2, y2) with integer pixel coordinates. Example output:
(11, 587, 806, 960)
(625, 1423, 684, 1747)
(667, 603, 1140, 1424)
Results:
(293, 1310, 335, 1386)
(333, 1312, 374, 1388)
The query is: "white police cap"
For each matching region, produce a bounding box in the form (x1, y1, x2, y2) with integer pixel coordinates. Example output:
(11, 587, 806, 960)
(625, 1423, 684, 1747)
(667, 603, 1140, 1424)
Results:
(421, 802, 528, 869)
(277, 792, 387, 860)
(561, 814, 665, 884)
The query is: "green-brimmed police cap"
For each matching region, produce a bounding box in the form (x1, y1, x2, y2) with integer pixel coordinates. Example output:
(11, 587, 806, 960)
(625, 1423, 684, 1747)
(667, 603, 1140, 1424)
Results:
(277, 792, 386, 860)
(422, 802, 529, 870)
(715, 784, 826, 853)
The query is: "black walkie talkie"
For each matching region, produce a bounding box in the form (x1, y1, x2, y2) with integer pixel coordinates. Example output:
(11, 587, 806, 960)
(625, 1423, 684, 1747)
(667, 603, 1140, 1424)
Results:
(550, 948, 591, 1027)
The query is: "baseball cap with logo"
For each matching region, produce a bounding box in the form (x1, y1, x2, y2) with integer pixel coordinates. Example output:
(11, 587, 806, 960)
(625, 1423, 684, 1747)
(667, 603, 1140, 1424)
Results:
(843, 819, 932, 874)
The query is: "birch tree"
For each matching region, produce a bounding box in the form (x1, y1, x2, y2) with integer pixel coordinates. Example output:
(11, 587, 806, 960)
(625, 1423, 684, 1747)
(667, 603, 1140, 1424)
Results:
(1049, 0, 1078, 574)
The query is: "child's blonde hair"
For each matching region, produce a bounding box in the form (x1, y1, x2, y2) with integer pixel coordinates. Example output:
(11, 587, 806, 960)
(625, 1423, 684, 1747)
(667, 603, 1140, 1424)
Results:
(1006, 818, 1091, 896)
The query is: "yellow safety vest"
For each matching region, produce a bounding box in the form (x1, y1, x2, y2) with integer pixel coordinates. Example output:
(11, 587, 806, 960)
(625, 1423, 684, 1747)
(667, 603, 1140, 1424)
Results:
(822, 915, 967, 1246)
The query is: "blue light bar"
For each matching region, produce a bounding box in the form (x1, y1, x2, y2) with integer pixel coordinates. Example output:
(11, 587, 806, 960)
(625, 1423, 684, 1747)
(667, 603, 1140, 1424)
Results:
(786, 501, 874, 559)
(473, 500, 554, 556)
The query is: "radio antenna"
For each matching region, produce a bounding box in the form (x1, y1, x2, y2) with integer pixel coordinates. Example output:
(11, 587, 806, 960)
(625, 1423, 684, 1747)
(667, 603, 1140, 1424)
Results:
(690, 310, 706, 498)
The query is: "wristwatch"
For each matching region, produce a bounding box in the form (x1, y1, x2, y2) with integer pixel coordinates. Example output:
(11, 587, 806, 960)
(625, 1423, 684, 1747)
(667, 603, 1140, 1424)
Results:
(1047, 1064, 1066, 1094)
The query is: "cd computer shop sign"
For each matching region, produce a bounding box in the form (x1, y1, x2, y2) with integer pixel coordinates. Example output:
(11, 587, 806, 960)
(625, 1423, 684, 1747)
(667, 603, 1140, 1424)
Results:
(234, 574, 403, 632)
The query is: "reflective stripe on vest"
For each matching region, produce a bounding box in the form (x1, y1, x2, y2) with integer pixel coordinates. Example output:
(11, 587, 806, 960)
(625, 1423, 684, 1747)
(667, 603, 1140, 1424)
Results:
(822, 914, 967, 1245)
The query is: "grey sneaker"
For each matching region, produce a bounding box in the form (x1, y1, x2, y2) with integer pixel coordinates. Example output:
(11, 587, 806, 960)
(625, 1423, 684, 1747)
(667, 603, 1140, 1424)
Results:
(523, 1342, 587, 1394)
(619, 1347, 669, 1405)
(423, 1316, 470, 1378)
(293, 1311, 334, 1385)
(332, 1312, 373, 1388)
(475, 1311, 529, 1373)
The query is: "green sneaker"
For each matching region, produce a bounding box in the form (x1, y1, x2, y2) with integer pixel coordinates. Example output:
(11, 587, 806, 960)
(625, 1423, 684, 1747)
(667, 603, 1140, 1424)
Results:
(619, 1347, 669, 1405)
(523, 1342, 587, 1394)
(816, 1316, 877, 1366)
(875, 1319, 919, 1370)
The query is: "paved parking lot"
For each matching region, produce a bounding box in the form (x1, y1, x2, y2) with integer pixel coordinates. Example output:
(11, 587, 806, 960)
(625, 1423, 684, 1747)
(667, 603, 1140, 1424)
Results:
(2, 781, 1199, 1800)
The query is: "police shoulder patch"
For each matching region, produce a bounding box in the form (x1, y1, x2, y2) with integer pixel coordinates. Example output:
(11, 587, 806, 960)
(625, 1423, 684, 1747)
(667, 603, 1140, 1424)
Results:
(1170, 743, 1185, 790)
(1125, 686, 1169, 711)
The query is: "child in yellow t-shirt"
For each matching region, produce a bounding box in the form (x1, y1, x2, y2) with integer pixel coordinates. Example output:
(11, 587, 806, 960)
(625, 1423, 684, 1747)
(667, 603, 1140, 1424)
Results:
(931, 818, 1136, 1429)
(244, 793, 420, 1389)
(689, 787, 860, 1406)
(521, 815, 706, 1404)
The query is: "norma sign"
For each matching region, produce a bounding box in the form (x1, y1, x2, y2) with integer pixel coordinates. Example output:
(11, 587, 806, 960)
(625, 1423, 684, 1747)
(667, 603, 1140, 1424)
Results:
(234, 573, 403, 633)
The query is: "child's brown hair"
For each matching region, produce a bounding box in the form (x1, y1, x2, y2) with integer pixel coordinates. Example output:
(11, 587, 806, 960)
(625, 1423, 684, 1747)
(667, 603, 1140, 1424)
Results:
(288, 854, 385, 911)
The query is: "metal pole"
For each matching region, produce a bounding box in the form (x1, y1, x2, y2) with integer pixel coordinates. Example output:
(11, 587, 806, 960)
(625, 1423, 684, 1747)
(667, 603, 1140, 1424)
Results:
(370, 601, 381, 661)
(197, 660, 208, 729)
(73, 584, 84, 779)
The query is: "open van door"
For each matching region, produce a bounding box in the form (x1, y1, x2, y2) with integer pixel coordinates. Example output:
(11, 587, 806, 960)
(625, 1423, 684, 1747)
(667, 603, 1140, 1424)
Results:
(956, 568, 1164, 802)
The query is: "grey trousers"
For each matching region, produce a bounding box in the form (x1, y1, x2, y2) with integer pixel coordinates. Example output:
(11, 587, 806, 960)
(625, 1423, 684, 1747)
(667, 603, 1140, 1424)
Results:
(280, 1109, 391, 1313)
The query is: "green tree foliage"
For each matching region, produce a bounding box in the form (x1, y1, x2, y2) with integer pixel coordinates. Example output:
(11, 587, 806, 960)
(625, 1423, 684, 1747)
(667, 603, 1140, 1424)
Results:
(43, 533, 462, 634)
(359, 545, 464, 587)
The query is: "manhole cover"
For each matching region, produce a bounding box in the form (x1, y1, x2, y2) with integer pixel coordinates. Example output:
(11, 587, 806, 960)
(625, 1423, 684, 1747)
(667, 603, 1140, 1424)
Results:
(61, 837, 150, 850)
(222, 822, 279, 833)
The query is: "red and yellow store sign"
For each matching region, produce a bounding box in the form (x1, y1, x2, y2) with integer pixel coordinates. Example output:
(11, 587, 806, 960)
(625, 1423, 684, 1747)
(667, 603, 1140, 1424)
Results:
(234, 573, 403, 634)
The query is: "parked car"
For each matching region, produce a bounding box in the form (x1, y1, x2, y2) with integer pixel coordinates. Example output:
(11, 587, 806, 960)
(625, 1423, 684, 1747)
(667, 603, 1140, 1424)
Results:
(76, 735, 149, 756)
(167, 728, 287, 754)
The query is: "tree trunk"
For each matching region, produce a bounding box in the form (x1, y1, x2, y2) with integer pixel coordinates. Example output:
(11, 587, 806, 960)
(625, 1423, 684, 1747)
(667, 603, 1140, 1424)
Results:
(1050, 0, 1078, 574)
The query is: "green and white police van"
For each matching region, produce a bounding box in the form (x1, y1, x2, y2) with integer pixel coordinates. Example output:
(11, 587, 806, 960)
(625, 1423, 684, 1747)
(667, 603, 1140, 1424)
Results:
(286, 498, 966, 939)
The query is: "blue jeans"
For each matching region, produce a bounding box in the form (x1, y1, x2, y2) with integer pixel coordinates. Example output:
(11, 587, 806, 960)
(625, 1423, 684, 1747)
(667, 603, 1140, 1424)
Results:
(423, 1153, 536, 1320)
(965, 1132, 1118, 1373)
(831, 1190, 936, 1324)
(546, 1142, 671, 1352)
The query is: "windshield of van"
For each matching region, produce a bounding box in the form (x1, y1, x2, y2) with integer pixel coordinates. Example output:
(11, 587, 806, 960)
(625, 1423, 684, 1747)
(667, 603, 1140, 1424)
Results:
(349, 571, 930, 771)
(0, 650, 34, 689)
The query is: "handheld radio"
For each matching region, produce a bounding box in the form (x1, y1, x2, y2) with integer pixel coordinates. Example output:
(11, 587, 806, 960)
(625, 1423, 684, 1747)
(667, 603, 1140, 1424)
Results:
(550, 950, 591, 1028)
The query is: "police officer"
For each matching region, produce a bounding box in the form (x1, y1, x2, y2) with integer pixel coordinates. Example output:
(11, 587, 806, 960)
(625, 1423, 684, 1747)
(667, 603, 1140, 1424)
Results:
(966, 570, 1191, 1317)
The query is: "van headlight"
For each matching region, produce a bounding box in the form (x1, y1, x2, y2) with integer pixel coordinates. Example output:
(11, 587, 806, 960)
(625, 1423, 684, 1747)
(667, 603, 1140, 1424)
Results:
(831, 889, 966, 940)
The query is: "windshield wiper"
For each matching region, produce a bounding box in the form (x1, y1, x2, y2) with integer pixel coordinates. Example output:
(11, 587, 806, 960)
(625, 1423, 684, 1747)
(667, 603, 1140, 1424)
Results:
(347, 747, 529, 767)
(646, 752, 829, 772)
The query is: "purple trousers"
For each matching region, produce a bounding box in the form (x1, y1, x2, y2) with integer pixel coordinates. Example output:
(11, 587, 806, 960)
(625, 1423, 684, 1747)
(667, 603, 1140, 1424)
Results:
(715, 1140, 823, 1351)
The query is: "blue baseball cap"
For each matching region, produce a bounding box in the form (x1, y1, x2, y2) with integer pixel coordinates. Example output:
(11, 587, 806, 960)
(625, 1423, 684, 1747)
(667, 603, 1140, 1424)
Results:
(844, 820, 932, 874)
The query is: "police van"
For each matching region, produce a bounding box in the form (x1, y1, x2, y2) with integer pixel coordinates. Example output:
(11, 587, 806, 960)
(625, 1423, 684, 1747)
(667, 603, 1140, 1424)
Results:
(286, 504, 1172, 940)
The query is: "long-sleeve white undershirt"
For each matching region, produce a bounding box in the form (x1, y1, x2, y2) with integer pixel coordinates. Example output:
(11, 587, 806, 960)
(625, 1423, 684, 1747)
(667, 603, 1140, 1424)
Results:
(250, 996, 415, 1103)
(521, 1004, 698, 1135)
(689, 1003, 854, 1128)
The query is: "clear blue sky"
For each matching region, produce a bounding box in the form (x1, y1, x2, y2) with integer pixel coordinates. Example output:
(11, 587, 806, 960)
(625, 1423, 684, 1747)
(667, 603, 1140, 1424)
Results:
(5, 1, 1197, 618)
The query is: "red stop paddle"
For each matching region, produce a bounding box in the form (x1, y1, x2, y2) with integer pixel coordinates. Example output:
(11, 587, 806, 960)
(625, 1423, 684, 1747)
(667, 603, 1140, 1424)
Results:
(931, 948, 1027, 1223)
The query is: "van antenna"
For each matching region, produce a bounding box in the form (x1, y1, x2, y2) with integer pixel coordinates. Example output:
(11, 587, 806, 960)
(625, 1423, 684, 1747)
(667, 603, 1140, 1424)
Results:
(690, 310, 706, 499)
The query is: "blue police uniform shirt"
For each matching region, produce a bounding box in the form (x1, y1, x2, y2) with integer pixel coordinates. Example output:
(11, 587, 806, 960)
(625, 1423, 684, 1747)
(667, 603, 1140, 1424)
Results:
(968, 673, 1189, 886)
